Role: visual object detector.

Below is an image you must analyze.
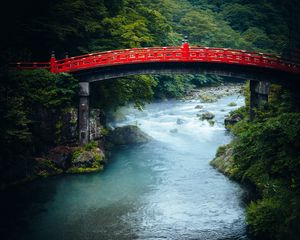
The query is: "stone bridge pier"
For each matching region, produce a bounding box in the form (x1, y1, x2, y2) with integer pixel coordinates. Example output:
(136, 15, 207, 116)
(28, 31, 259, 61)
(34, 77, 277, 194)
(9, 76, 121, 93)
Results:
(249, 80, 271, 120)
(79, 82, 90, 145)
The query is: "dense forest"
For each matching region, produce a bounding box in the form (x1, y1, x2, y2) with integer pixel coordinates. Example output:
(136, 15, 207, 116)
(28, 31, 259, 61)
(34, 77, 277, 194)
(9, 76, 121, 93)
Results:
(211, 83, 300, 239)
(1, 0, 300, 239)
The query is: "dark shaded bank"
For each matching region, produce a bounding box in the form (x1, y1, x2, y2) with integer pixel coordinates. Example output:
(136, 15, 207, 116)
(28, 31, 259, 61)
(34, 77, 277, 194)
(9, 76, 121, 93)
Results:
(210, 84, 300, 240)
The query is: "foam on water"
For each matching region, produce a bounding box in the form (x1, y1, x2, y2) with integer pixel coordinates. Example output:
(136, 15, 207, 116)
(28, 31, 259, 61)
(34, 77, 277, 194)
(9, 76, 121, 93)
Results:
(0, 92, 249, 240)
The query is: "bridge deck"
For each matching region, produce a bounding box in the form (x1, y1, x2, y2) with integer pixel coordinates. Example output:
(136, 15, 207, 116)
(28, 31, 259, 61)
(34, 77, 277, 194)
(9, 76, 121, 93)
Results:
(13, 46, 300, 75)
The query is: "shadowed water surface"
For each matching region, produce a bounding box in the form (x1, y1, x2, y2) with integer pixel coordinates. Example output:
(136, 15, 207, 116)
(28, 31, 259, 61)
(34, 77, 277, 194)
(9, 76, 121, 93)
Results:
(0, 94, 249, 240)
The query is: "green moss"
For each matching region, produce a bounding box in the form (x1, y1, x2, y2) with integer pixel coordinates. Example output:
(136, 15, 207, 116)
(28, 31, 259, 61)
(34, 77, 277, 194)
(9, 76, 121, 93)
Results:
(210, 144, 235, 176)
(216, 145, 227, 157)
(72, 147, 84, 162)
(228, 102, 237, 107)
(69, 142, 104, 172)
(100, 128, 109, 137)
(208, 120, 215, 126)
(84, 141, 98, 151)
(66, 166, 103, 174)
(34, 159, 63, 177)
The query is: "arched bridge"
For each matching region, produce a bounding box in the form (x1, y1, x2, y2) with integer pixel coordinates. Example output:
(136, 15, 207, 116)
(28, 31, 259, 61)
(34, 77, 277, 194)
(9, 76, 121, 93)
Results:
(15, 42, 300, 82)
(13, 42, 300, 145)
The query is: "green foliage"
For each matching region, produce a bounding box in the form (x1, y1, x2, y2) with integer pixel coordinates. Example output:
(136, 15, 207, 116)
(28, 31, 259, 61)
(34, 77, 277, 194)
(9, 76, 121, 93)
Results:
(84, 141, 98, 151)
(216, 145, 227, 157)
(3, 0, 299, 107)
(66, 166, 103, 174)
(228, 102, 300, 239)
(0, 69, 78, 183)
(34, 159, 63, 177)
(247, 198, 282, 238)
(91, 75, 157, 110)
(154, 74, 194, 99)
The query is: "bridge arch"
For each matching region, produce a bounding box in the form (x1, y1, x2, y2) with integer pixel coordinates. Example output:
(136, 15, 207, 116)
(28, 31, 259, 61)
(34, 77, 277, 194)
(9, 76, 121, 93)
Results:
(13, 44, 300, 145)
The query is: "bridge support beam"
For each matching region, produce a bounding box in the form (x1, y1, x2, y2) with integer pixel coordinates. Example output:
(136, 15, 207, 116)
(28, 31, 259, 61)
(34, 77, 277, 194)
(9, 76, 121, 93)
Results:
(79, 82, 90, 145)
(249, 80, 271, 120)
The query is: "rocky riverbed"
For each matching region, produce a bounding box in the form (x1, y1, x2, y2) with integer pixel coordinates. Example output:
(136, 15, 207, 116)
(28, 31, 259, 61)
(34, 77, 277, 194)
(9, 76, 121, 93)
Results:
(183, 83, 244, 102)
(9, 83, 244, 188)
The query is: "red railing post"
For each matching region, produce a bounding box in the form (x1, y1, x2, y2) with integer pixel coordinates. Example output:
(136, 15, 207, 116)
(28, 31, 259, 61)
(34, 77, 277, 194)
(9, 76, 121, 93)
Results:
(50, 51, 57, 73)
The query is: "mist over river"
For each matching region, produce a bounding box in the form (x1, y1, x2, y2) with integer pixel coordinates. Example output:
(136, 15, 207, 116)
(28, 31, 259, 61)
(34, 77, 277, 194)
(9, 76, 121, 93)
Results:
(1, 92, 249, 240)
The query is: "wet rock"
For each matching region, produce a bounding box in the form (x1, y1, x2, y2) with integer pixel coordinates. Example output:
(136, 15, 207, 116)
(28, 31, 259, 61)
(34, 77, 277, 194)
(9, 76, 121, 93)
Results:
(176, 118, 185, 125)
(208, 120, 215, 126)
(68, 147, 104, 173)
(194, 105, 203, 109)
(224, 113, 243, 129)
(199, 94, 218, 103)
(108, 125, 151, 145)
(72, 148, 104, 168)
(48, 146, 73, 170)
(183, 83, 243, 101)
(210, 144, 234, 175)
(170, 128, 178, 133)
(200, 111, 215, 120)
(34, 158, 63, 177)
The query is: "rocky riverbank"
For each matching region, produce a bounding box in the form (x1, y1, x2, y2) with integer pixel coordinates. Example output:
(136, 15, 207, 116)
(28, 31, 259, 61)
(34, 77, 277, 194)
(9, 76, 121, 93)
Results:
(183, 83, 243, 102)
(210, 144, 235, 176)
(28, 125, 151, 180)
(4, 83, 243, 189)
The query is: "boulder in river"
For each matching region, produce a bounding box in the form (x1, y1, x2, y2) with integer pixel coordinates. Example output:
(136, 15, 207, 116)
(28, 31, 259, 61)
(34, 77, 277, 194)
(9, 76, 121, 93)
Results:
(170, 128, 178, 133)
(176, 118, 185, 125)
(228, 102, 237, 107)
(67, 146, 104, 173)
(200, 111, 215, 120)
(194, 105, 203, 109)
(108, 125, 152, 145)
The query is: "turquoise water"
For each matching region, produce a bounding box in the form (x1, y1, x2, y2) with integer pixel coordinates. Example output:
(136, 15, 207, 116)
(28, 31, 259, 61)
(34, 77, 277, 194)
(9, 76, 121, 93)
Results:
(1, 94, 248, 240)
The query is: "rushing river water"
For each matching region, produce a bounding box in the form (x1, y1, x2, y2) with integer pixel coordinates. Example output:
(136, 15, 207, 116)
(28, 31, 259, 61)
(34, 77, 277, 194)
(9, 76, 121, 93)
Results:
(1, 93, 249, 240)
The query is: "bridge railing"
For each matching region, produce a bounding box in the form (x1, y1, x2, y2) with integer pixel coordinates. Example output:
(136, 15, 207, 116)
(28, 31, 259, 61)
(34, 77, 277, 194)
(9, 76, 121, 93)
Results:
(11, 46, 300, 75)
(12, 62, 50, 70)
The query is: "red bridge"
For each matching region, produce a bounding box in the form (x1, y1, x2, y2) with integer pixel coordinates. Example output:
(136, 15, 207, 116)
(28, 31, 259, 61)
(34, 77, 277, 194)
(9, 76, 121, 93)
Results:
(13, 42, 300, 145)
(14, 42, 300, 81)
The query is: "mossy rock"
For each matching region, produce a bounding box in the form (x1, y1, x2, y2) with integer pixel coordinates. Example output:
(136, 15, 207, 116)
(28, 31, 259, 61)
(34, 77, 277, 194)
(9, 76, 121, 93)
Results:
(195, 105, 203, 109)
(200, 111, 215, 120)
(224, 113, 243, 129)
(208, 120, 215, 126)
(34, 158, 63, 177)
(71, 147, 104, 168)
(48, 146, 73, 170)
(210, 145, 235, 176)
(228, 102, 237, 107)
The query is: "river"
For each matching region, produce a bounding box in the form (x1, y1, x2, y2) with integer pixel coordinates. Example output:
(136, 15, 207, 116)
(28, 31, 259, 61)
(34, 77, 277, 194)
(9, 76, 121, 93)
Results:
(1, 92, 249, 240)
